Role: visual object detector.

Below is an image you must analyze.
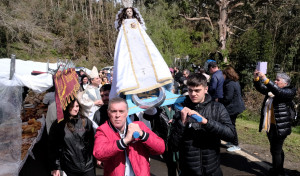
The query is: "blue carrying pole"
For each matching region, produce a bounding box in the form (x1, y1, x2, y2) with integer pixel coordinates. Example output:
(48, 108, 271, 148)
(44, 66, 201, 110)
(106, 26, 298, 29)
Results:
(174, 103, 203, 123)
(126, 116, 140, 139)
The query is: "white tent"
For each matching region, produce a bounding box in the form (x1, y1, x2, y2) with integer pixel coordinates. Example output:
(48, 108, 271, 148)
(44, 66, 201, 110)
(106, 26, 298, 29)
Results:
(0, 58, 58, 93)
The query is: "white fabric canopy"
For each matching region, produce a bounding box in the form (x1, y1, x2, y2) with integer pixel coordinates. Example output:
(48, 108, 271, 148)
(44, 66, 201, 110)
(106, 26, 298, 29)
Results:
(0, 58, 57, 93)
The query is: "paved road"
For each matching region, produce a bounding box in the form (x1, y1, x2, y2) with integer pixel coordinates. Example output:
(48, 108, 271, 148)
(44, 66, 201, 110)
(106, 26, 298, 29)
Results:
(96, 145, 300, 176)
(18, 130, 300, 176)
(96, 146, 268, 176)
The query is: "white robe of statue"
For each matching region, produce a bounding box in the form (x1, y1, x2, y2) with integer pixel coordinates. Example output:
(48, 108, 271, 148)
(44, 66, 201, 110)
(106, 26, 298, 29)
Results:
(110, 18, 173, 98)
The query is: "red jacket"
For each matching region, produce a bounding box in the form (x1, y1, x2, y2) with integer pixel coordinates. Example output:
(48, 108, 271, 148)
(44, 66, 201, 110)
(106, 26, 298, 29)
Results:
(93, 121, 165, 176)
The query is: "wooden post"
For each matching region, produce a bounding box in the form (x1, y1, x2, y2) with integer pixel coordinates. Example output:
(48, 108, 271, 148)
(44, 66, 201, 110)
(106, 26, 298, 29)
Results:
(9, 54, 16, 80)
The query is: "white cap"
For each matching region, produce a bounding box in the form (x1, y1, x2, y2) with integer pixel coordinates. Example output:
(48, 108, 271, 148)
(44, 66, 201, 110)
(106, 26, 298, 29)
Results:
(89, 66, 99, 79)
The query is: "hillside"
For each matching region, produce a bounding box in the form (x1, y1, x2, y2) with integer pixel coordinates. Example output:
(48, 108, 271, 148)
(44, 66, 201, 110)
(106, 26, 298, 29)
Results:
(0, 0, 299, 83)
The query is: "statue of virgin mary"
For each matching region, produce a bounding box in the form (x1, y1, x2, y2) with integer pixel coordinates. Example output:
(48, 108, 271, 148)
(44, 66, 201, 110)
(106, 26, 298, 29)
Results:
(109, 0, 173, 99)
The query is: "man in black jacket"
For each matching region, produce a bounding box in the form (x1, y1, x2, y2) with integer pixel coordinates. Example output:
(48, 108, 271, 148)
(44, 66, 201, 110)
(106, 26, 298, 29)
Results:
(169, 73, 235, 176)
(254, 71, 296, 176)
(93, 84, 111, 126)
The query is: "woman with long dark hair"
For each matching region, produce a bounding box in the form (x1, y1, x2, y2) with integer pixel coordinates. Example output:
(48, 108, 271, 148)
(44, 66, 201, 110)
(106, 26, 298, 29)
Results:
(48, 98, 95, 176)
(221, 66, 245, 152)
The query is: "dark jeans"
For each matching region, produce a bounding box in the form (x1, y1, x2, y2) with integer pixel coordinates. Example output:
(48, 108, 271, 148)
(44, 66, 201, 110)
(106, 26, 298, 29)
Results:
(163, 150, 178, 176)
(267, 124, 286, 174)
(230, 114, 239, 146)
(65, 168, 96, 176)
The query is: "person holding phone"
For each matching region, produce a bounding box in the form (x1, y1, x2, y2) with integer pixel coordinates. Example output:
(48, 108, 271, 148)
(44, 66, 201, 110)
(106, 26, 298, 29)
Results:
(253, 70, 296, 176)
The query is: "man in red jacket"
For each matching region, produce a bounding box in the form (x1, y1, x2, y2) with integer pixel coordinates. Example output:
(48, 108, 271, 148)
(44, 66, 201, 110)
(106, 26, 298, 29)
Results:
(93, 97, 165, 176)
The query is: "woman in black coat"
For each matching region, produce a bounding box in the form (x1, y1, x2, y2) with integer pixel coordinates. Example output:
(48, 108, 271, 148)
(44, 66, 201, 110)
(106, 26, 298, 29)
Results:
(254, 71, 296, 176)
(221, 66, 245, 152)
(48, 98, 95, 176)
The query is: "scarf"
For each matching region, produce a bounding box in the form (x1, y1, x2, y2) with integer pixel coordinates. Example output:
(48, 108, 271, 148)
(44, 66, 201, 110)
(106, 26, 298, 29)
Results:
(262, 92, 275, 132)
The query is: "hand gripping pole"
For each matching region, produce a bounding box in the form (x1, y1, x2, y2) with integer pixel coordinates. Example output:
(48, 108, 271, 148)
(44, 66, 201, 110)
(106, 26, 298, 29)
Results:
(126, 116, 140, 138)
(174, 104, 203, 123)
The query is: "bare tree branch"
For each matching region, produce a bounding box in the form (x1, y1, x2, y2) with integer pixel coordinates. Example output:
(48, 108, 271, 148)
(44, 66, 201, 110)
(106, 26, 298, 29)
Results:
(179, 13, 214, 30)
(231, 25, 247, 31)
(228, 2, 244, 14)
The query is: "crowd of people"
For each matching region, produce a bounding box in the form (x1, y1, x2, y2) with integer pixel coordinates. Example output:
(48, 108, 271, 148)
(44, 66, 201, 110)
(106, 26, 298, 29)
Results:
(45, 59, 296, 176)
(43, 5, 296, 176)
(78, 68, 113, 92)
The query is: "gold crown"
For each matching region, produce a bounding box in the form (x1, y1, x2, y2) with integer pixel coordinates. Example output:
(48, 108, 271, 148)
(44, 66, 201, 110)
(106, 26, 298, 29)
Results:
(122, 0, 133, 8)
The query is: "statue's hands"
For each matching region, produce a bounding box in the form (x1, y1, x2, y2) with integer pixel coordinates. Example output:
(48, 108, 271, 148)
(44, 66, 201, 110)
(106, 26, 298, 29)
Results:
(131, 23, 136, 28)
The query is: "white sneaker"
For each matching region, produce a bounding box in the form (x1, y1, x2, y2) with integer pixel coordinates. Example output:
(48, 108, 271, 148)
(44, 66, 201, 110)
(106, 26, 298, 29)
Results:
(227, 145, 241, 152)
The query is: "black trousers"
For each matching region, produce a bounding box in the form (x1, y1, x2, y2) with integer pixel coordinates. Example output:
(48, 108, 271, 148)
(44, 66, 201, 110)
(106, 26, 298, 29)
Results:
(64, 168, 96, 176)
(267, 124, 286, 174)
(230, 114, 239, 146)
(163, 149, 178, 176)
(209, 166, 223, 176)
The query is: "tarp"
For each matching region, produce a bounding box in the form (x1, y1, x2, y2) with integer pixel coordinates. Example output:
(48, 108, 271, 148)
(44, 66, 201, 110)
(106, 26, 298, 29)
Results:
(0, 58, 57, 93)
(0, 86, 22, 176)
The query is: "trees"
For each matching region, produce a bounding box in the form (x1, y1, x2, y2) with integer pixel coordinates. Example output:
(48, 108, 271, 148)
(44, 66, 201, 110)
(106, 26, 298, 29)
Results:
(173, 0, 299, 87)
(141, 0, 193, 65)
(0, 0, 299, 83)
(0, 0, 121, 68)
(230, 0, 300, 87)
(175, 0, 249, 63)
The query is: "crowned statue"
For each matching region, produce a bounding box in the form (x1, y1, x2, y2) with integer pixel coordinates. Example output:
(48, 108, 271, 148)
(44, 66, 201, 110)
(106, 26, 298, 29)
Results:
(109, 0, 173, 102)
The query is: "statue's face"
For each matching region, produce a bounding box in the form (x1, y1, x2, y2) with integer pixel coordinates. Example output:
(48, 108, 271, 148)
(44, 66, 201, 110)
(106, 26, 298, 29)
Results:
(126, 8, 133, 18)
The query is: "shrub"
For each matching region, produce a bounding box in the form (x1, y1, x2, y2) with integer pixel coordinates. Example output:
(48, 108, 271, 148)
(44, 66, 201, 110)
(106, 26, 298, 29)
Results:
(238, 109, 260, 122)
